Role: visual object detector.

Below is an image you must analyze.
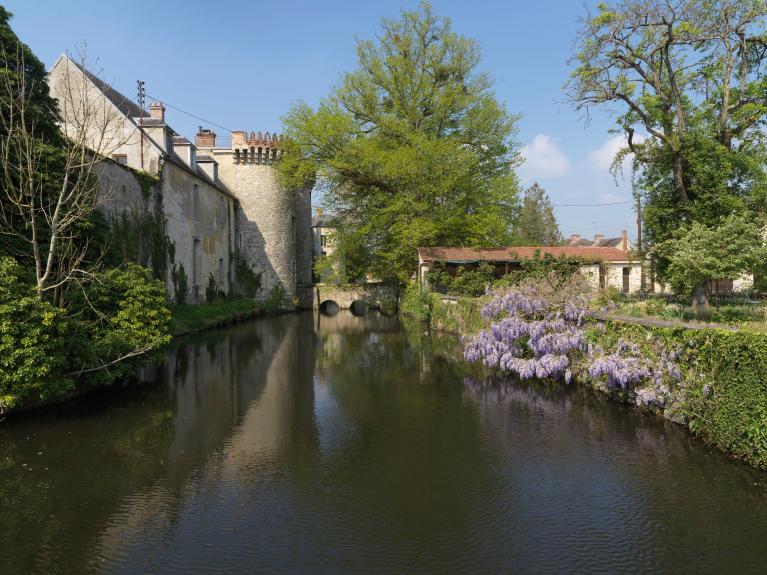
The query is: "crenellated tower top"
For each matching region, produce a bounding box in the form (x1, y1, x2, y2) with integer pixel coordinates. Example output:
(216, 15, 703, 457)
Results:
(231, 130, 284, 164)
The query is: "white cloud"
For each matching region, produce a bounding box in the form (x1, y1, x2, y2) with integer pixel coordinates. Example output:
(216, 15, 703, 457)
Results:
(589, 134, 646, 173)
(520, 134, 571, 179)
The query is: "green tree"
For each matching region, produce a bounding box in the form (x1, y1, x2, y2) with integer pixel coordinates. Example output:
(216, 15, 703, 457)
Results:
(279, 2, 521, 282)
(657, 213, 766, 317)
(567, 1, 767, 274)
(511, 182, 562, 246)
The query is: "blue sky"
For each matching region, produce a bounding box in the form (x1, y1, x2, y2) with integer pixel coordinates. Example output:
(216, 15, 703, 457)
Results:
(5, 0, 639, 240)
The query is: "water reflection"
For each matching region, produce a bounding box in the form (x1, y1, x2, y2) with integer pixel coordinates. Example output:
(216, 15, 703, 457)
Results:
(0, 311, 766, 574)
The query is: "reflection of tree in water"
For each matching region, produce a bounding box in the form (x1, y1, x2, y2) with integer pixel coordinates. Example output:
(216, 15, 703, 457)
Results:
(0, 317, 293, 574)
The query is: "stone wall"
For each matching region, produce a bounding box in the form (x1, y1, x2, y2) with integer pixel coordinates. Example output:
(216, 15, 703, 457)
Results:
(161, 162, 235, 303)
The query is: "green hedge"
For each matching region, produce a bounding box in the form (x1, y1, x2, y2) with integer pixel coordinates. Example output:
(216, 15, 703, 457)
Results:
(600, 320, 767, 468)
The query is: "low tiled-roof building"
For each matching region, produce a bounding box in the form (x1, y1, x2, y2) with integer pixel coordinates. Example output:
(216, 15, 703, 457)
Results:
(417, 245, 643, 294)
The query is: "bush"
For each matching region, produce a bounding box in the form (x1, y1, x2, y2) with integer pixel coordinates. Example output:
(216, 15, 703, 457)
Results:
(0, 258, 73, 410)
(265, 282, 286, 312)
(236, 252, 262, 298)
(599, 320, 767, 469)
(428, 262, 494, 297)
(75, 263, 171, 385)
(172, 262, 189, 305)
(206, 273, 219, 303)
(401, 281, 433, 322)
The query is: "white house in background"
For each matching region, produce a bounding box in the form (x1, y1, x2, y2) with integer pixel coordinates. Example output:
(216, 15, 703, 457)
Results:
(417, 246, 644, 294)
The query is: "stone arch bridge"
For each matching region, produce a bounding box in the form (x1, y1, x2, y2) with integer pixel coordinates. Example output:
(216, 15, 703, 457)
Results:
(314, 283, 401, 310)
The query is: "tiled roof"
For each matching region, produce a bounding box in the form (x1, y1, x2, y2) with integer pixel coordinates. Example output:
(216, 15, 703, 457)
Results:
(417, 246, 633, 263)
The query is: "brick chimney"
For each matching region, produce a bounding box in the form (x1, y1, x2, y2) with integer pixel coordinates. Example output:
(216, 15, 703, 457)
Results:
(569, 233, 581, 246)
(594, 233, 604, 244)
(149, 101, 165, 122)
(195, 127, 216, 148)
(620, 229, 628, 251)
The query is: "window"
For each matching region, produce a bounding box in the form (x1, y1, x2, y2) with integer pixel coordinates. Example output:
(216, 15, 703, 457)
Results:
(112, 154, 127, 165)
(622, 267, 630, 293)
(320, 234, 327, 247)
(291, 216, 296, 243)
(193, 184, 200, 221)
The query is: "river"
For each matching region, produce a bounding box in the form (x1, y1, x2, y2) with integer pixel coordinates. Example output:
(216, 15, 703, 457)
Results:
(1, 311, 767, 574)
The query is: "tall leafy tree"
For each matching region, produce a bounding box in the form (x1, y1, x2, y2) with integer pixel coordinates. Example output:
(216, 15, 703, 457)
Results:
(511, 182, 562, 246)
(567, 0, 767, 279)
(279, 2, 521, 281)
(0, 6, 65, 263)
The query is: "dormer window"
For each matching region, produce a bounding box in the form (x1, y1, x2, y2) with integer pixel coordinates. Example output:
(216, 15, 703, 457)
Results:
(112, 154, 127, 165)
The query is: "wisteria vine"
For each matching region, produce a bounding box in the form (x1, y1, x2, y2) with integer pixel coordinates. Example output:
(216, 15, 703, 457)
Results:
(463, 278, 683, 407)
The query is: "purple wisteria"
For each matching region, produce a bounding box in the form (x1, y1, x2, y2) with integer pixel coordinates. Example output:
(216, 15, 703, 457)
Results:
(464, 281, 585, 382)
(463, 277, 684, 407)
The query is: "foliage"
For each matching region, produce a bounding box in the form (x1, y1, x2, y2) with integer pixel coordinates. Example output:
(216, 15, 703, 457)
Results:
(429, 294, 486, 334)
(266, 283, 286, 312)
(428, 262, 495, 297)
(491, 254, 583, 288)
(279, 2, 521, 281)
(205, 273, 219, 303)
(74, 263, 171, 385)
(172, 262, 189, 305)
(511, 182, 562, 246)
(598, 320, 767, 469)
(657, 213, 766, 297)
(401, 281, 433, 322)
(235, 252, 262, 298)
(0, 257, 72, 410)
(567, 0, 767, 274)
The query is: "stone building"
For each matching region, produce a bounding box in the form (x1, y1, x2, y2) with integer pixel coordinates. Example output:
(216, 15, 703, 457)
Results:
(47, 54, 312, 307)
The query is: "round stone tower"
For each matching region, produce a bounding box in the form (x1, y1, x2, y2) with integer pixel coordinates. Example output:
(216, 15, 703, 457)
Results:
(197, 129, 312, 308)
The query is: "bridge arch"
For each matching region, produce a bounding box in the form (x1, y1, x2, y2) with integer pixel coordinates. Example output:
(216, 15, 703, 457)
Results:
(319, 300, 340, 315)
(349, 300, 369, 316)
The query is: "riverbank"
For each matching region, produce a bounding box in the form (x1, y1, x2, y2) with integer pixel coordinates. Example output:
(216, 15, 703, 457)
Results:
(171, 299, 271, 337)
(416, 291, 767, 470)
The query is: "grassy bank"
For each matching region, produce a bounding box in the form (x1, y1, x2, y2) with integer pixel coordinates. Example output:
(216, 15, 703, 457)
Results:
(408, 286, 767, 470)
(171, 299, 266, 336)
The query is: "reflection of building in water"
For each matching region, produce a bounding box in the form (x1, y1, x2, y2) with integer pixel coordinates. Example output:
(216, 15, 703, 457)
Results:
(92, 315, 318, 563)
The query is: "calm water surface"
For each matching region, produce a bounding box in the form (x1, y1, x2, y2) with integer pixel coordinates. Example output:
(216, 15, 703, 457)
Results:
(2, 311, 767, 574)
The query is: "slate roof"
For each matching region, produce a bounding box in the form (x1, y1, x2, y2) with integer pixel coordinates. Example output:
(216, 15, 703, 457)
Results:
(71, 60, 148, 120)
(570, 237, 627, 248)
(417, 246, 634, 263)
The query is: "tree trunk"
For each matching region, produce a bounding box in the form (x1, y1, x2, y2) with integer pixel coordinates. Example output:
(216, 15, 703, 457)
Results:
(673, 152, 689, 204)
(693, 282, 710, 321)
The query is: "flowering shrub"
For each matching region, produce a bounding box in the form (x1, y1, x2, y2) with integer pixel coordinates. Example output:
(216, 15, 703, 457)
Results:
(464, 275, 588, 383)
(463, 274, 683, 404)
